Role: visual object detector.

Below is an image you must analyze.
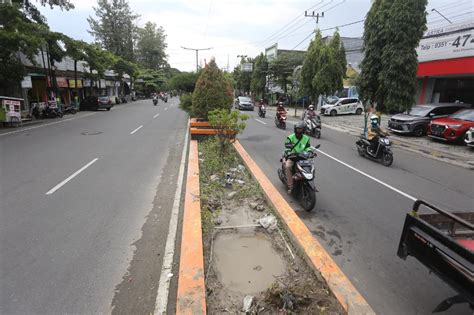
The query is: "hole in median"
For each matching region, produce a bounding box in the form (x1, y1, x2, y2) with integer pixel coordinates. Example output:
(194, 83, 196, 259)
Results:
(213, 231, 286, 294)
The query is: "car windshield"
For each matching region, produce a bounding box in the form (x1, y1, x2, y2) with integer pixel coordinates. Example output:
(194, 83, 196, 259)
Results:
(449, 109, 474, 121)
(239, 97, 251, 103)
(326, 97, 339, 105)
(408, 106, 433, 117)
(98, 96, 108, 100)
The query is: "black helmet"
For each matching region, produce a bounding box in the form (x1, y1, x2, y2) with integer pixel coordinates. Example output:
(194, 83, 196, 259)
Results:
(294, 121, 305, 134)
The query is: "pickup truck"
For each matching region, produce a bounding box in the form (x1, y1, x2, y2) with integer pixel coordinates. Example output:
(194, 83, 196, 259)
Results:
(397, 200, 473, 313)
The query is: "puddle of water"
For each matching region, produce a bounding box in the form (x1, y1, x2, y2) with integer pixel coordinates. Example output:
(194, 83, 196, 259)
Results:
(213, 231, 285, 294)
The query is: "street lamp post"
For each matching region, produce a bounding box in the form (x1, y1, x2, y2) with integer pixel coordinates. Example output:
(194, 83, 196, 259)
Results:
(181, 46, 212, 72)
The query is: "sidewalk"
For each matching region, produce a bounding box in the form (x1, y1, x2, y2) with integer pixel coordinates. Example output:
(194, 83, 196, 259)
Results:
(267, 106, 474, 169)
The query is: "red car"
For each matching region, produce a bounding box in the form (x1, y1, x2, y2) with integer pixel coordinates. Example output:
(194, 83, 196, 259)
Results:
(428, 109, 474, 143)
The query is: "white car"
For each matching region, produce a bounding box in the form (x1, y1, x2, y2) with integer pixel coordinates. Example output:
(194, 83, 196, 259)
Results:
(321, 97, 364, 116)
(465, 127, 474, 148)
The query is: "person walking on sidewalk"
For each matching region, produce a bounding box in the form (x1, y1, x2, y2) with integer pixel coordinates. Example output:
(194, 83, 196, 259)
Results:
(283, 121, 312, 194)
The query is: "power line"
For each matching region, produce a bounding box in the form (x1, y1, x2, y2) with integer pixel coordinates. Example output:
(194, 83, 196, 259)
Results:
(291, 19, 365, 50)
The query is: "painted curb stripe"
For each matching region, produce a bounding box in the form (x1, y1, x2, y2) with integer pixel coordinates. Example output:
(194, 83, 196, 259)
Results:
(233, 140, 375, 315)
(176, 140, 206, 315)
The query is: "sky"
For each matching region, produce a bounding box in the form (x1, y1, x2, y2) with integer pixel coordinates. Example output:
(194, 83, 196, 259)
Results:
(38, 0, 474, 72)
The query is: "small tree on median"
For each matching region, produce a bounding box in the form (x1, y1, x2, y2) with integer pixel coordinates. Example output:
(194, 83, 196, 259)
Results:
(208, 109, 249, 154)
(192, 59, 233, 120)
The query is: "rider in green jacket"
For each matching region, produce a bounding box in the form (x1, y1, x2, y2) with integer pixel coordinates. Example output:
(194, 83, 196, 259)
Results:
(284, 121, 311, 194)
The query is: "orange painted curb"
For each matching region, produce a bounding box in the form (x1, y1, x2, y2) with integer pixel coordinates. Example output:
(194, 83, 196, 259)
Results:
(176, 140, 206, 315)
(233, 140, 375, 315)
(190, 128, 237, 135)
(190, 119, 211, 127)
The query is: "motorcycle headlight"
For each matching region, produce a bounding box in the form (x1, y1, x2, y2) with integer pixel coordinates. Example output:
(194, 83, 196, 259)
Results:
(303, 172, 313, 180)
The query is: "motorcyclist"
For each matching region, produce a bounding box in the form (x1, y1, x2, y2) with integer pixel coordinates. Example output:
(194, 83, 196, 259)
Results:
(283, 121, 312, 194)
(302, 104, 318, 119)
(276, 102, 286, 121)
(258, 99, 265, 114)
(367, 114, 388, 153)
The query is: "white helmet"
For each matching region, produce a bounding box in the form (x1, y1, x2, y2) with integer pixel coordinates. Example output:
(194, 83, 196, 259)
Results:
(308, 105, 314, 110)
(370, 114, 379, 121)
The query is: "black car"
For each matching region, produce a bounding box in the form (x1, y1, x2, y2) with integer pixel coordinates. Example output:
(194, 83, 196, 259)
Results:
(80, 96, 113, 111)
(388, 103, 470, 137)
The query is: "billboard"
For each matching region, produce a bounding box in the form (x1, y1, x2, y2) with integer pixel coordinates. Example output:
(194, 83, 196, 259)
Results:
(417, 20, 474, 63)
(241, 63, 253, 72)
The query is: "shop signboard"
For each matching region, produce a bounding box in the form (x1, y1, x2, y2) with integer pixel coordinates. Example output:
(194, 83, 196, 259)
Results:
(417, 20, 474, 63)
(56, 77, 69, 88)
(21, 76, 33, 88)
(69, 79, 83, 88)
(241, 63, 253, 72)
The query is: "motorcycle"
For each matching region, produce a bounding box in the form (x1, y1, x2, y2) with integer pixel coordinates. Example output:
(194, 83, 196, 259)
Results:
(356, 134, 393, 166)
(278, 144, 320, 212)
(304, 116, 321, 139)
(274, 111, 287, 129)
(258, 105, 266, 118)
(153, 97, 158, 106)
(63, 104, 77, 115)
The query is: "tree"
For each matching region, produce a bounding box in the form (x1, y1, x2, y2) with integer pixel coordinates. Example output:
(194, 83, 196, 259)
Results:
(0, 3, 46, 93)
(169, 72, 198, 93)
(268, 52, 304, 95)
(301, 30, 324, 102)
(192, 59, 233, 119)
(63, 36, 88, 101)
(250, 53, 268, 99)
(87, 0, 139, 62)
(82, 44, 116, 92)
(135, 68, 166, 95)
(379, 0, 427, 112)
(328, 31, 347, 92)
(358, 0, 426, 113)
(233, 57, 253, 94)
(15, 0, 74, 24)
(136, 22, 168, 70)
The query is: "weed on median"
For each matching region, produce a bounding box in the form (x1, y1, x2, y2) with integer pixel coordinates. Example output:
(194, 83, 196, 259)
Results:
(199, 138, 343, 314)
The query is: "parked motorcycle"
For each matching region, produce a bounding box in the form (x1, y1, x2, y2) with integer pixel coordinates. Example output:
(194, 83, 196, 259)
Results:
(278, 145, 320, 211)
(63, 104, 77, 115)
(304, 116, 321, 139)
(355, 134, 393, 166)
(274, 111, 287, 129)
(258, 105, 266, 118)
(153, 97, 158, 106)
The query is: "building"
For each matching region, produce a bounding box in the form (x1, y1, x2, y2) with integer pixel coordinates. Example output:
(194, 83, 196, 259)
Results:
(322, 36, 364, 71)
(416, 20, 474, 105)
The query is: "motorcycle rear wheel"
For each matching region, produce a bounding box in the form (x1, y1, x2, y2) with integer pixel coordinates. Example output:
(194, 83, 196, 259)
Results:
(300, 184, 316, 212)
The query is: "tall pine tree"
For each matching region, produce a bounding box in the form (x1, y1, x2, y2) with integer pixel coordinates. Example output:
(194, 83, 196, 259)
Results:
(379, 0, 427, 112)
(358, 0, 427, 112)
(250, 53, 268, 99)
(88, 0, 139, 62)
(301, 30, 324, 102)
(136, 22, 168, 70)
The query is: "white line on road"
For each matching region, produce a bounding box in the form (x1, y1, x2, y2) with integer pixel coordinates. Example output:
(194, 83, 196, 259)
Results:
(130, 125, 143, 134)
(255, 118, 267, 125)
(46, 158, 99, 195)
(316, 149, 417, 201)
(0, 113, 97, 137)
(153, 113, 160, 119)
(154, 122, 189, 315)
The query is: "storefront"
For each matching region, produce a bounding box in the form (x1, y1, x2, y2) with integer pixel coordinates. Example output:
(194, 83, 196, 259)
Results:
(68, 79, 84, 105)
(416, 20, 474, 105)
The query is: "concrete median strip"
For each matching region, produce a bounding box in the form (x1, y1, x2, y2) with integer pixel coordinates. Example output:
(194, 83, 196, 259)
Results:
(176, 140, 206, 315)
(233, 140, 375, 315)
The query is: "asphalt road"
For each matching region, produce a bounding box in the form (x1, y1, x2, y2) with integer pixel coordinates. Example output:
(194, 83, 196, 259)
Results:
(240, 111, 473, 314)
(0, 98, 187, 314)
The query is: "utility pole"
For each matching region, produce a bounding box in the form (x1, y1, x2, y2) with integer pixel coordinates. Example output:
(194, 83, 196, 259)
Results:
(304, 10, 324, 111)
(304, 10, 324, 27)
(181, 46, 212, 72)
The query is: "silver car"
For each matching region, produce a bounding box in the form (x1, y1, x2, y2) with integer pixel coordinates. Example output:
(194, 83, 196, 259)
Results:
(234, 96, 254, 111)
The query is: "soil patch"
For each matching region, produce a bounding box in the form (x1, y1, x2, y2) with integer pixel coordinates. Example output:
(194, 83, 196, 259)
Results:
(199, 139, 343, 314)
